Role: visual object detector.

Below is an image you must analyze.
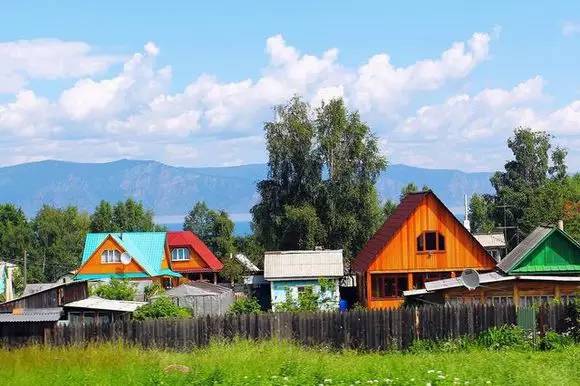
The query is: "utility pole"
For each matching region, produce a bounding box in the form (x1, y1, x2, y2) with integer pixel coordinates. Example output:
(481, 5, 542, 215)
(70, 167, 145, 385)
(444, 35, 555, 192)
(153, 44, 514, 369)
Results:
(23, 250, 27, 286)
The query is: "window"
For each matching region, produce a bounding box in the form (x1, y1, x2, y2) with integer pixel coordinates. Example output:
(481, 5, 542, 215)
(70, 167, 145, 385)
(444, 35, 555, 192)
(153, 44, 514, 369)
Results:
(101, 249, 121, 263)
(371, 274, 408, 298)
(520, 295, 553, 307)
(489, 296, 513, 305)
(171, 247, 190, 261)
(416, 231, 445, 252)
(412, 272, 453, 289)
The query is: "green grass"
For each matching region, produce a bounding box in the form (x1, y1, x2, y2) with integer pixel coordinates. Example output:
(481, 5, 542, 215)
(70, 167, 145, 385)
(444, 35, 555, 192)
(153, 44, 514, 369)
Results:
(1, 340, 579, 385)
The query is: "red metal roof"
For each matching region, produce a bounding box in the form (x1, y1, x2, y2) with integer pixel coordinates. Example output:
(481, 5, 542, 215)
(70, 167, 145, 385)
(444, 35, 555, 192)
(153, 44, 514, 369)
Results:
(167, 231, 224, 271)
(352, 192, 428, 272)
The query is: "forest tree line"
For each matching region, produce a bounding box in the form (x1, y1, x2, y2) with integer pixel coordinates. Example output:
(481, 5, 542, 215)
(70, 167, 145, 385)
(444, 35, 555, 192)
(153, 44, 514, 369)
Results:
(0, 97, 578, 287)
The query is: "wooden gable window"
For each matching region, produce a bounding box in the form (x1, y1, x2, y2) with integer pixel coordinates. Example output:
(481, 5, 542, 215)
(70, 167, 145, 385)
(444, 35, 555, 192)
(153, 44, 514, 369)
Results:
(370, 274, 408, 299)
(171, 247, 190, 261)
(416, 231, 445, 252)
(101, 249, 121, 263)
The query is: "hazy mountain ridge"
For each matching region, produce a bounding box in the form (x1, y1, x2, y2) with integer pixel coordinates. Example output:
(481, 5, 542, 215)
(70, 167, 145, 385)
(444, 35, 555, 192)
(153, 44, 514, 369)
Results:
(0, 160, 493, 217)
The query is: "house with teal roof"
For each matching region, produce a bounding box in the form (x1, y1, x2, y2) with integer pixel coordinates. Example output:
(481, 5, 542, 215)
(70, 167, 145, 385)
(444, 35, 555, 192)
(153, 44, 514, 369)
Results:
(75, 232, 181, 288)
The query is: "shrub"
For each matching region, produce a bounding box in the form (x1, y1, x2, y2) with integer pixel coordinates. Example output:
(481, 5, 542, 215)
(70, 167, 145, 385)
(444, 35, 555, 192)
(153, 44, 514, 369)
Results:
(228, 296, 262, 315)
(143, 283, 163, 301)
(133, 297, 191, 320)
(539, 331, 574, 351)
(94, 279, 136, 301)
(477, 325, 529, 350)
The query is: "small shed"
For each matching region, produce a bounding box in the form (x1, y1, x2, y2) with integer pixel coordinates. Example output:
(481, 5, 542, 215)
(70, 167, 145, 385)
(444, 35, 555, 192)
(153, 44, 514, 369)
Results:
(64, 296, 146, 323)
(153, 282, 234, 316)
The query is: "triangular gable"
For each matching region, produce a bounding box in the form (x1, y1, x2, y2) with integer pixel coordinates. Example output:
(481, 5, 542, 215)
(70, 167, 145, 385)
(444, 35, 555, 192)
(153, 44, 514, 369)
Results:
(503, 227, 580, 274)
(352, 190, 494, 272)
(76, 233, 151, 276)
(167, 231, 224, 271)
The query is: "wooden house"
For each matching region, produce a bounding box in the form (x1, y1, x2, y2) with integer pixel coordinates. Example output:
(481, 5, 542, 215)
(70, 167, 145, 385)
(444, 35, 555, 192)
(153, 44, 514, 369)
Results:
(264, 250, 344, 310)
(352, 191, 496, 309)
(75, 232, 182, 288)
(167, 231, 223, 283)
(404, 225, 579, 306)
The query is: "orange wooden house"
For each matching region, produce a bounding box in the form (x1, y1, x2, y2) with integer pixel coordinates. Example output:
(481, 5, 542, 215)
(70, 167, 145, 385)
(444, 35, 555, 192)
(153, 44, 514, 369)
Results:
(352, 191, 496, 309)
(74, 231, 223, 287)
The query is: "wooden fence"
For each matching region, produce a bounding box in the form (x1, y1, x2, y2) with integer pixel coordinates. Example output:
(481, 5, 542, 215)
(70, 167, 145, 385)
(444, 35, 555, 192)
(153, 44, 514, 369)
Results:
(3, 303, 578, 350)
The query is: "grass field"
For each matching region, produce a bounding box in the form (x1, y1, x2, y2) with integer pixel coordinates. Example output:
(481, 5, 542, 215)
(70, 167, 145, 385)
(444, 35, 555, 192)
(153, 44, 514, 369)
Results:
(1, 340, 579, 385)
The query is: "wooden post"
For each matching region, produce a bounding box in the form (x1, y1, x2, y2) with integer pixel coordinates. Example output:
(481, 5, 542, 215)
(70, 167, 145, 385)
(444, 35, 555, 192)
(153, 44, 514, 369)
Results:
(554, 284, 561, 300)
(513, 282, 520, 307)
(407, 272, 413, 290)
(213, 272, 217, 284)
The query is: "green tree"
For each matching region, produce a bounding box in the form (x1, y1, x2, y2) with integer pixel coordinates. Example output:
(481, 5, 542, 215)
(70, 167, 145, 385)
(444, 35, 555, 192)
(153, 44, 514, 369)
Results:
(252, 96, 386, 265)
(183, 202, 235, 259)
(399, 182, 419, 200)
(89, 199, 163, 232)
(489, 128, 571, 243)
(382, 200, 397, 219)
(89, 200, 114, 232)
(469, 194, 496, 233)
(228, 296, 262, 315)
(0, 204, 33, 268)
(94, 279, 137, 300)
(183, 201, 213, 241)
(234, 235, 265, 268)
(31, 205, 90, 282)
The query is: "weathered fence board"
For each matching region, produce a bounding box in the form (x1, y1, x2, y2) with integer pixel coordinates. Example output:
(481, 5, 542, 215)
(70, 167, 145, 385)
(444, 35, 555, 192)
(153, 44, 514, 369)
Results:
(2, 303, 576, 350)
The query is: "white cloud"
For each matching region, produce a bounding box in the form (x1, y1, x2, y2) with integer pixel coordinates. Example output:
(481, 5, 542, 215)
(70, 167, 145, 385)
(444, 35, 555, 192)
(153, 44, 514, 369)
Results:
(0, 39, 121, 93)
(1, 31, 579, 171)
(392, 76, 580, 170)
(562, 21, 580, 37)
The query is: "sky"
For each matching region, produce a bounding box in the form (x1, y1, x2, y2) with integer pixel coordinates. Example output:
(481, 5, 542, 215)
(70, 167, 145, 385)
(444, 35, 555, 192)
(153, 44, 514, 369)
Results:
(1, 1, 579, 172)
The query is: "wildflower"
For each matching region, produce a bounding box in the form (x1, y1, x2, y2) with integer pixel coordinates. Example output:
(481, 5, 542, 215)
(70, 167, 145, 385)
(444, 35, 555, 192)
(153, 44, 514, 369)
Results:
(438, 375, 445, 379)
(486, 382, 491, 384)
(427, 370, 435, 374)
(324, 379, 333, 383)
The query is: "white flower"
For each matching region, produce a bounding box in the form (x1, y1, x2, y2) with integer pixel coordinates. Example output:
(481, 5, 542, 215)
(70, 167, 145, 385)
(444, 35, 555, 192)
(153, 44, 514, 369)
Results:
(427, 370, 435, 374)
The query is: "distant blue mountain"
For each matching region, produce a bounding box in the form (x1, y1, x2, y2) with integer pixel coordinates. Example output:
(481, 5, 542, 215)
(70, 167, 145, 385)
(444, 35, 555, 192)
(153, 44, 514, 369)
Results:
(0, 159, 493, 218)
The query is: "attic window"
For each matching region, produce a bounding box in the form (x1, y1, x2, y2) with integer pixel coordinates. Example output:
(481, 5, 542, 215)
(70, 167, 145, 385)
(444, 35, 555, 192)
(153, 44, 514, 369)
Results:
(417, 231, 445, 252)
(101, 249, 121, 263)
(171, 247, 190, 261)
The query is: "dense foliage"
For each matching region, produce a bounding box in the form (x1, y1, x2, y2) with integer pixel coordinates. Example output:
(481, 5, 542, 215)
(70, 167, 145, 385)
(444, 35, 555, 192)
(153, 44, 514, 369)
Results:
(93, 279, 137, 301)
(90, 199, 164, 232)
(275, 278, 337, 312)
(252, 97, 387, 266)
(469, 127, 579, 244)
(132, 297, 191, 320)
(228, 296, 262, 315)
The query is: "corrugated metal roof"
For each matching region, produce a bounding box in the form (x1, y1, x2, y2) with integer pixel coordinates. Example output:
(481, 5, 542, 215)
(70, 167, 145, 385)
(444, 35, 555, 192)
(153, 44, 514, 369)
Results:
(167, 231, 224, 271)
(79, 232, 180, 278)
(22, 283, 61, 297)
(496, 226, 553, 273)
(264, 250, 343, 280)
(424, 272, 514, 291)
(155, 282, 233, 297)
(0, 308, 62, 323)
(474, 233, 506, 248)
(234, 253, 260, 272)
(64, 296, 146, 312)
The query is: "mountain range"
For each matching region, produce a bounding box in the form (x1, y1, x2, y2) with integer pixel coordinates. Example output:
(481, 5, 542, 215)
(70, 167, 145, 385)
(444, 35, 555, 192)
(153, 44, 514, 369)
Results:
(0, 159, 494, 220)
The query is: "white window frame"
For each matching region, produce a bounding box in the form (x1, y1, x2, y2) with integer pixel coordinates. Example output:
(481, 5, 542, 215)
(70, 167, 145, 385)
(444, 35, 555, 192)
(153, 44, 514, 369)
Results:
(171, 247, 190, 262)
(101, 249, 121, 264)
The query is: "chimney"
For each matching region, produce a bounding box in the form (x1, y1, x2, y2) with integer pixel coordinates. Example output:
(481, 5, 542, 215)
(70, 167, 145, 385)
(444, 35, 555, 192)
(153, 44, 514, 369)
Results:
(463, 194, 471, 232)
(557, 220, 564, 231)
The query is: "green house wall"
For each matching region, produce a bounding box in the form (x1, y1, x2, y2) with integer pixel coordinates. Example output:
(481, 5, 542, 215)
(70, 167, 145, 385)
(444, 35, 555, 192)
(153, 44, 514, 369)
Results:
(511, 230, 580, 274)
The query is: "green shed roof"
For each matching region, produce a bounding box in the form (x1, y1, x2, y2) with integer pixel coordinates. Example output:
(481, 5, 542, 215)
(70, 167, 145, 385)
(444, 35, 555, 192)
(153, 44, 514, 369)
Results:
(78, 232, 181, 279)
(497, 226, 580, 275)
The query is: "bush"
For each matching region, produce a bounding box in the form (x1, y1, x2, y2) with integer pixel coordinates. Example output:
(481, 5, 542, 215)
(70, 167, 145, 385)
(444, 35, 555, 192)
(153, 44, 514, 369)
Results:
(228, 296, 262, 315)
(94, 279, 136, 301)
(539, 331, 574, 351)
(143, 283, 163, 301)
(477, 325, 530, 350)
(133, 297, 191, 320)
